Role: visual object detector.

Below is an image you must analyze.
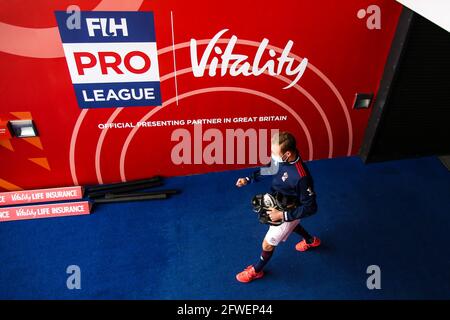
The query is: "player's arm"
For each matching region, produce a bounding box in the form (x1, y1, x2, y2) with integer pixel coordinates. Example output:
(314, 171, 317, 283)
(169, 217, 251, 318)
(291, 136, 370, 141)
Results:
(283, 177, 317, 221)
(235, 170, 259, 187)
(235, 162, 272, 187)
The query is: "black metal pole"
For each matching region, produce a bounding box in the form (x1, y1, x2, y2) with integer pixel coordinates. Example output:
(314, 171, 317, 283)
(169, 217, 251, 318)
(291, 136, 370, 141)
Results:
(104, 189, 179, 199)
(87, 181, 164, 198)
(93, 193, 168, 203)
(85, 176, 162, 193)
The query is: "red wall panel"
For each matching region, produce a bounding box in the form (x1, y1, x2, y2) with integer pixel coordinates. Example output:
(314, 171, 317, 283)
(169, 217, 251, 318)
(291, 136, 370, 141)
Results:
(0, 0, 403, 190)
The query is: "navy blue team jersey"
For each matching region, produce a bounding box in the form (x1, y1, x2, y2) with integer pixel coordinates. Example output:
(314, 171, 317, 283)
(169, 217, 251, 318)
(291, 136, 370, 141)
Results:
(248, 156, 317, 221)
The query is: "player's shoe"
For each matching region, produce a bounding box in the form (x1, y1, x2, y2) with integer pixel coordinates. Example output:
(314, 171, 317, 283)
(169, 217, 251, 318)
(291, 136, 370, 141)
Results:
(295, 237, 321, 252)
(236, 265, 264, 283)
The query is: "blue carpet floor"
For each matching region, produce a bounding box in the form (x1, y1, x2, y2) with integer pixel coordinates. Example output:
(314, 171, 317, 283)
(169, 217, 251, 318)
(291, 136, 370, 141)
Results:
(1, 156, 449, 299)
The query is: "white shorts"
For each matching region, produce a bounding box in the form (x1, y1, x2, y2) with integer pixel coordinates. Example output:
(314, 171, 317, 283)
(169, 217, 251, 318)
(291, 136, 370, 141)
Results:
(264, 219, 300, 246)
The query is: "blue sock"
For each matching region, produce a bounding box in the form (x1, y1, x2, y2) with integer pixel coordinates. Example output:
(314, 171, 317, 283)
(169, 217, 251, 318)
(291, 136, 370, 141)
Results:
(254, 250, 274, 273)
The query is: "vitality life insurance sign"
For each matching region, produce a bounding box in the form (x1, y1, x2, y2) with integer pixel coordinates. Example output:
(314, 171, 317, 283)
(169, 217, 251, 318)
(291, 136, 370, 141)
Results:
(55, 11, 161, 108)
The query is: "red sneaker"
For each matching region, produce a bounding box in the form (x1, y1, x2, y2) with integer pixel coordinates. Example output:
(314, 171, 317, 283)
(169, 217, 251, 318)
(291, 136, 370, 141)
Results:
(295, 237, 321, 252)
(236, 265, 264, 283)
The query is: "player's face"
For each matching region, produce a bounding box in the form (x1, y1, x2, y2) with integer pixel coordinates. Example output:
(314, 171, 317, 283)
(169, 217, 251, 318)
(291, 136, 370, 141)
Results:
(271, 143, 282, 158)
(271, 143, 291, 162)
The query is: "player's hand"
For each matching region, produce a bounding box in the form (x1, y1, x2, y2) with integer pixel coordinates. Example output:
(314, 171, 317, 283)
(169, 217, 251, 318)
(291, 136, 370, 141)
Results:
(235, 178, 248, 187)
(266, 207, 284, 222)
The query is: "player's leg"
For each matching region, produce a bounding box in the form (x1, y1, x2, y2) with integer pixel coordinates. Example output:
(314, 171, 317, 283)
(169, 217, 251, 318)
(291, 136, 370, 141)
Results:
(293, 223, 313, 242)
(254, 239, 275, 273)
(236, 222, 296, 283)
(293, 222, 321, 251)
(236, 239, 273, 283)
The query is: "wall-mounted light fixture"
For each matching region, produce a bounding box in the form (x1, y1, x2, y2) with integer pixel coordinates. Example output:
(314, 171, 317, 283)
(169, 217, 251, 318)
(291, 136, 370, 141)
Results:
(353, 93, 374, 109)
(9, 120, 39, 138)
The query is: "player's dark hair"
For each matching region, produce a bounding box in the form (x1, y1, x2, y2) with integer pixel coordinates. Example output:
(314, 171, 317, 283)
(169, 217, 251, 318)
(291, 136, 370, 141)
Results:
(272, 131, 298, 154)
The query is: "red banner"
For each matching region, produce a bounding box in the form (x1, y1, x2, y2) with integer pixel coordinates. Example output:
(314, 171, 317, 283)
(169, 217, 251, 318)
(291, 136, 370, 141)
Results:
(0, 201, 91, 222)
(0, 186, 83, 206)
